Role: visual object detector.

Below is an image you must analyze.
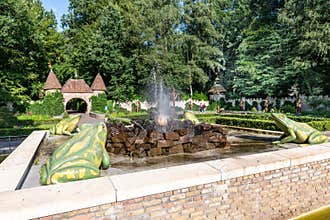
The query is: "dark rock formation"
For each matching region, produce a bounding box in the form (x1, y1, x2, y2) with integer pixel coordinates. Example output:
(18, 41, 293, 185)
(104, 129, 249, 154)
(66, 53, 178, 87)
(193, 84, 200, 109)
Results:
(106, 119, 227, 157)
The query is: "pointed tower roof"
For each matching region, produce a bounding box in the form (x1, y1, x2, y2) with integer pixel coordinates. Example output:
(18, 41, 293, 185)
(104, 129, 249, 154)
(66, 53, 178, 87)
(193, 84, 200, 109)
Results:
(44, 69, 62, 90)
(91, 73, 107, 91)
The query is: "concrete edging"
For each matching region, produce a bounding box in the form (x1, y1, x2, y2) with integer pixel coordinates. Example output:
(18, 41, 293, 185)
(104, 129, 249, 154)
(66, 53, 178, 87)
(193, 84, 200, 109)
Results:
(0, 131, 329, 220)
(0, 131, 47, 192)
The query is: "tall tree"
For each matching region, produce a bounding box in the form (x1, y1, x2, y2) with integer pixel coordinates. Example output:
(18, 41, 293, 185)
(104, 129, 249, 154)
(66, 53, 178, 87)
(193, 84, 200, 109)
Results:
(0, 0, 62, 106)
(279, 0, 330, 95)
(231, 0, 286, 97)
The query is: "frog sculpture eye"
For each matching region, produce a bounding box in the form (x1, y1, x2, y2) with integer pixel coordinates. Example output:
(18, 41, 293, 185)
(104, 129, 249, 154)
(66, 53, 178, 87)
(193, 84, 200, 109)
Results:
(40, 122, 110, 185)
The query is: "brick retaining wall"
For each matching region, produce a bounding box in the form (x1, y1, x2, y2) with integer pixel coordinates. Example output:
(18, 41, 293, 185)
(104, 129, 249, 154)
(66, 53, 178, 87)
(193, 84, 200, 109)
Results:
(36, 159, 330, 220)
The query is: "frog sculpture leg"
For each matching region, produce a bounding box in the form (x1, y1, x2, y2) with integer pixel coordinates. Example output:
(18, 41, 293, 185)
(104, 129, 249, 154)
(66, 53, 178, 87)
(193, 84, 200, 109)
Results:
(40, 122, 110, 185)
(308, 131, 328, 144)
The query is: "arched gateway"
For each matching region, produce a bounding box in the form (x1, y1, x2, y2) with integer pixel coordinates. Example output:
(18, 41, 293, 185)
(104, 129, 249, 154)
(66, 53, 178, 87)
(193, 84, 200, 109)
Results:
(44, 69, 106, 114)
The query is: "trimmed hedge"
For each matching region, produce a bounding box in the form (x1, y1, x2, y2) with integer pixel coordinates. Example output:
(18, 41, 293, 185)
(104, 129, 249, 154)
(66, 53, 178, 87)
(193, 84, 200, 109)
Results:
(212, 116, 330, 131)
(0, 124, 53, 136)
(215, 117, 279, 131)
(196, 113, 329, 122)
(18, 118, 60, 126)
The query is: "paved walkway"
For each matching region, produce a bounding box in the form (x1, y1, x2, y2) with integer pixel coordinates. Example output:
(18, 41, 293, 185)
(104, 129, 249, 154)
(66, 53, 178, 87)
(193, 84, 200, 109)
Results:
(73, 113, 104, 127)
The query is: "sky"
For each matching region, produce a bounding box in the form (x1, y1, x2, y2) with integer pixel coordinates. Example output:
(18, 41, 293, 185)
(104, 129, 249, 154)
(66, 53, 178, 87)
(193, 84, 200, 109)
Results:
(41, 0, 69, 30)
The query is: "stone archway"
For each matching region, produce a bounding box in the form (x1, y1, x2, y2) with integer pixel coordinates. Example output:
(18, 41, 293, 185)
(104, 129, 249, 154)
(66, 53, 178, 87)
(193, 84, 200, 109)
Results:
(65, 98, 88, 113)
(63, 93, 93, 113)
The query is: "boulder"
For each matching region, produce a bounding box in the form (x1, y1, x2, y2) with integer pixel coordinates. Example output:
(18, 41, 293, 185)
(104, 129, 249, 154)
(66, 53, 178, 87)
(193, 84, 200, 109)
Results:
(164, 131, 180, 141)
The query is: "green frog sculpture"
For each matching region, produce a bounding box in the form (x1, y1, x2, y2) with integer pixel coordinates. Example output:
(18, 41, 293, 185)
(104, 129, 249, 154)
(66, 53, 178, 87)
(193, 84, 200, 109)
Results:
(182, 111, 199, 124)
(271, 113, 328, 145)
(50, 114, 81, 135)
(40, 122, 110, 185)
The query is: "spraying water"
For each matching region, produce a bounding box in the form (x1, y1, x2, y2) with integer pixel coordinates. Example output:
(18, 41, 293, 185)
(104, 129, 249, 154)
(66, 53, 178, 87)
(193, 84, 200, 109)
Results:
(150, 65, 171, 130)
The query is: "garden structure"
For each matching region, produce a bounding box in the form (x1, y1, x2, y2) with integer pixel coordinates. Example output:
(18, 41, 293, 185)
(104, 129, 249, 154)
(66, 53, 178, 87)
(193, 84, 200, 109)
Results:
(44, 69, 106, 113)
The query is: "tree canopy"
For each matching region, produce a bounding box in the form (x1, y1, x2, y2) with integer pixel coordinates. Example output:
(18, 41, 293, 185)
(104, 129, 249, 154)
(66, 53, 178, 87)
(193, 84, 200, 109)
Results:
(1, 0, 329, 108)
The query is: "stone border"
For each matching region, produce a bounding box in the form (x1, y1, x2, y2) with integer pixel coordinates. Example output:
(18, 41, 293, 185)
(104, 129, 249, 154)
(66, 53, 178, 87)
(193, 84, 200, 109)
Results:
(0, 131, 329, 219)
(0, 131, 46, 192)
(212, 124, 283, 135)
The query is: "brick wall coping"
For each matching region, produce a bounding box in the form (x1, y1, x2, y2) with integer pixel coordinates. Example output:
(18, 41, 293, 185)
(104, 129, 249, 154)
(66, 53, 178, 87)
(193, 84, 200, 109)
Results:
(0, 131, 46, 192)
(0, 131, 329, 219)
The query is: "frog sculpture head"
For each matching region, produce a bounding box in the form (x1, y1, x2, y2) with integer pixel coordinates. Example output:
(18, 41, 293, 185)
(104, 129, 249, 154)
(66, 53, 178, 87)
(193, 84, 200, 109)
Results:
(40, 122, 110, 185)
(50, 114, 81, 135)
(182, 111, 199, 124)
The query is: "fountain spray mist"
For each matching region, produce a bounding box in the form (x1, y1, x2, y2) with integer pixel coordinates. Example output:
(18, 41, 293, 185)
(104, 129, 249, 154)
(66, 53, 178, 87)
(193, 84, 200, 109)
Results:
(150, 66, 171, 129)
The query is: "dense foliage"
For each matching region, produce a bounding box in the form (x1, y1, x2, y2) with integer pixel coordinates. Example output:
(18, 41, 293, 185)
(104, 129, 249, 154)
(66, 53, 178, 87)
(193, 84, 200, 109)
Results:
(1, 0, 329, 110)
(0, 106, 17, 128)
(29, 92, 64, 116)
(91, 94, 107, 113)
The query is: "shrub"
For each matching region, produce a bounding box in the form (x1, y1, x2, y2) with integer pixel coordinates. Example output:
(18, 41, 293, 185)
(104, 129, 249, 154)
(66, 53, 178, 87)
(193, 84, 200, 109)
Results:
(91, 93, 107, 113)
(245, 101, 252, 110)
(207, 101, 219, 111)
(29, 91, 64, 116)
(131, 102, 137, 112)
(106, 100, 116, 113)
(280, 104, 296, 114)
(0, 107, 18, 128)
(29, 101, 44, 115)
(43, 92, 65, 116)
(192, 92, 208, 101)
(185, 102, 200, 111)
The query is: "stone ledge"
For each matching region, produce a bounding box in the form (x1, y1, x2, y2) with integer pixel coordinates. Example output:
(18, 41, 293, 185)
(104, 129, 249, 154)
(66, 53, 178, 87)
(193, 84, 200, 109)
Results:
(206, 143, 330, 180)
(0, 130, 329, 219)
(0, 131, 46, 192)
(0, 177, 116, 220)
(274, 144, 330, 166)
(211, 123, 284, 135)
(110, 162, 221, 201)
(207, 151, 291, 180)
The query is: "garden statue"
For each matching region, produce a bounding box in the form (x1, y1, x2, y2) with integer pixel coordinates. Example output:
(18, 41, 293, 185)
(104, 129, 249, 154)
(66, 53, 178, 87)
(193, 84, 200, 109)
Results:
(264, 98, 269, 112)
(50, 114, 81, 135)
(40, 122, 110, 185)
(296, 98, 302, 114)
(271, 113, 328, 145)
(239, 99, 244, 111)
(182, 111, 199, 124)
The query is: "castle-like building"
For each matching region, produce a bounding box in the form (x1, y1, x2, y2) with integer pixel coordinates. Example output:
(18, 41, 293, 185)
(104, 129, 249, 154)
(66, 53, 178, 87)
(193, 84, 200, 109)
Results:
(44, 69, 106, 113)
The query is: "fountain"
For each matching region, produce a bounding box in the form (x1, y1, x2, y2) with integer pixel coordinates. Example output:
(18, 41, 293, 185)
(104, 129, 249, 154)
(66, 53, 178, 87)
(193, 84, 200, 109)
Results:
(105, 66, 228, 157)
